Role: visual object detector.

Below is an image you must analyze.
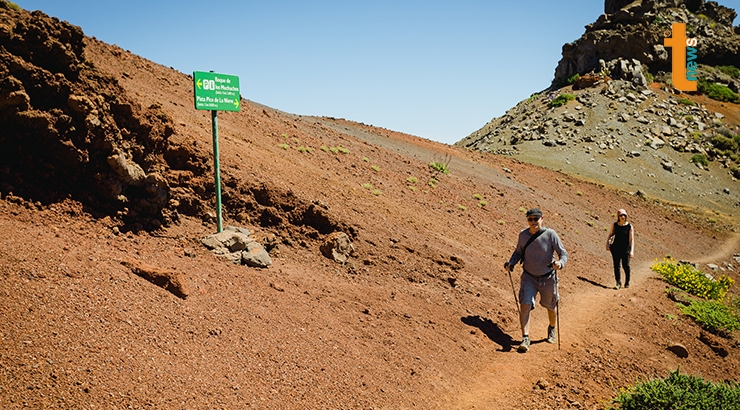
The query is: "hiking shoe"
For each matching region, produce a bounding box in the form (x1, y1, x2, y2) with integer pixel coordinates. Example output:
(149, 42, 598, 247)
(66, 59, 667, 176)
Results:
(615, 282, 622, 290)
(547, 325, 556, 344)
(624, 283, 630, 289)
(517, 336, 530, 353)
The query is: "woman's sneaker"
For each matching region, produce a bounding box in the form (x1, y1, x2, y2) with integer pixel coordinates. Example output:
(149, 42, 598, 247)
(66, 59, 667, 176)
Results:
(547, 325, 556, 344)
(517, 336, 530, 353)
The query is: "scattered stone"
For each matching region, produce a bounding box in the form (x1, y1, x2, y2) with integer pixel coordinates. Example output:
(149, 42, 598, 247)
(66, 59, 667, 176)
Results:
(242, 242, 272, 268)
(667, 343, 689, 358)
(320, 232, 355, 264)
(662, 160, 674, 172)
(121, 260, 189, 299)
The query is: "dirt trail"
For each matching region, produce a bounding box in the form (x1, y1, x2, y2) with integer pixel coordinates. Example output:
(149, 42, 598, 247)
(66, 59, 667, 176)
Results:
(447, 231, 740, 409)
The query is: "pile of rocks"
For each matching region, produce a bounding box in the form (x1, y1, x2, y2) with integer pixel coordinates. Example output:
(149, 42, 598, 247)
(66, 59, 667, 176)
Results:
(460, 79, 730, 167)
(200, 226, 272, 268)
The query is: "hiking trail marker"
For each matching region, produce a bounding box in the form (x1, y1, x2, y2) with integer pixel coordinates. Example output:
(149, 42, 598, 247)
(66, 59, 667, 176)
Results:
(193, 71, 241, 233)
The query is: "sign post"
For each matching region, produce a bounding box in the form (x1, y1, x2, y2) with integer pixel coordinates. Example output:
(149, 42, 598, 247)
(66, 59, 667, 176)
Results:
(193, 71, 241, 233)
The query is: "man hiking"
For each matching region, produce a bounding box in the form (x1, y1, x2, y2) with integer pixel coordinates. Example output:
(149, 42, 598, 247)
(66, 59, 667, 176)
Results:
(504, 208, 568, 353)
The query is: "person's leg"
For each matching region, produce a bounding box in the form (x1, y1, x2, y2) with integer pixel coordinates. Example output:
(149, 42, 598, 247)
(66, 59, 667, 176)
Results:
(520, 303, 532, 335)
(622, 253, 631, 287)
(611, 250, 622, 288)
(518, 303, 533, 352)
(547, 308, 556, 327)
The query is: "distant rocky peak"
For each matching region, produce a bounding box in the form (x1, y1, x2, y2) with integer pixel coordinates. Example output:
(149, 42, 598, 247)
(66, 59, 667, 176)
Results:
(553, 0, 739, 88)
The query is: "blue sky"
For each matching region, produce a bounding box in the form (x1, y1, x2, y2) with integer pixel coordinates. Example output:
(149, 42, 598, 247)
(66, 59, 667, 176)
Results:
(14, 1, 740, 145)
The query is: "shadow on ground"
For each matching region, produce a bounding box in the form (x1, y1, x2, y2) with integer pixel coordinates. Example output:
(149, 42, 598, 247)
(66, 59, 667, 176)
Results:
(577, 275, 610, 289)
(461, 315, 514, 352)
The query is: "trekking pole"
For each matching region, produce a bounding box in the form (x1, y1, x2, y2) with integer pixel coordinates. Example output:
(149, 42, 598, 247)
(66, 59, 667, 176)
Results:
(556, 271, 561, 351)
(505, 265, 521, 317)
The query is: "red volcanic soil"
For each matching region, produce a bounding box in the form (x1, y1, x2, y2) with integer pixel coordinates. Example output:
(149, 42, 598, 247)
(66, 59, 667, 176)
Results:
(2, 5, 740, 409)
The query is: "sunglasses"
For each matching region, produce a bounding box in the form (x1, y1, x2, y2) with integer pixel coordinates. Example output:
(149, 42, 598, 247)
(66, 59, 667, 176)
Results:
(618, 214, 627, 218)
(527, 217, 540, 222)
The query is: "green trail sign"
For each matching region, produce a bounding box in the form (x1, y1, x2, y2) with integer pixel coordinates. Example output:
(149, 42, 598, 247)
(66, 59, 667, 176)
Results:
(193, 71, 241, 111)
(192, 70, 242, 233)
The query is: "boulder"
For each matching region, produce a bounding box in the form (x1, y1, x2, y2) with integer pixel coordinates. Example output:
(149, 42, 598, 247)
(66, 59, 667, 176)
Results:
(242, 242, 272, 268)
(320, 232, 355, 264)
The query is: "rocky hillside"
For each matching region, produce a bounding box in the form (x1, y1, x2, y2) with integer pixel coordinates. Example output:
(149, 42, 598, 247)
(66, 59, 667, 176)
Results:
(458, 0, 740, 221)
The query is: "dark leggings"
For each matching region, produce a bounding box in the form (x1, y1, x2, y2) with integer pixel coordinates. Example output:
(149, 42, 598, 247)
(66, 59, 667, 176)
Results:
(611, 250, 631, 285)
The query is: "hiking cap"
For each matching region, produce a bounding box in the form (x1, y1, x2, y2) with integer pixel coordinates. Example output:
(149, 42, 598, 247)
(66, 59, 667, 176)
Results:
(526, 208, 542, 218)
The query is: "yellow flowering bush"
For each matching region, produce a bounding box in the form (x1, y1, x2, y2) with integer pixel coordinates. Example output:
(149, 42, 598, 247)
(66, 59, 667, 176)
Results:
(651, 257, 734, 301)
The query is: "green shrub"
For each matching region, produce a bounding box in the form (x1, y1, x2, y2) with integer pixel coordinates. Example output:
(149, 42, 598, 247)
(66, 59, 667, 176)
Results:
(679, 299, 740, 336)
(406, 176, 418, 184)
(278, 143, 290, 150)
(472, 193, 483, 200)
(678, 98, 695, 106)
(371, 165, 380, 172)
(691, 154, 709, 167)
(429, 161, 450, 175)
(717, 65, 740, 78)
(651, 258, 734, 301)
(646, 72, 654, 84)
(297, 146, 312, 153)
(711, 134, 738, 152)
(549, 93, 576, 108)
(565, 73, 580, 85)
(361, 183, 373, 190)
(698, 79, 740, 103)
(609, 369, 740, 410)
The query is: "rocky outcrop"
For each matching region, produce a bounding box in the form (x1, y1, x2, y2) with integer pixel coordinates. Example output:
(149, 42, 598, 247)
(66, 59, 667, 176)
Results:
(0, 2, 199, 230)
(201, 226, 273, 268)
(553, 0, 740, 86)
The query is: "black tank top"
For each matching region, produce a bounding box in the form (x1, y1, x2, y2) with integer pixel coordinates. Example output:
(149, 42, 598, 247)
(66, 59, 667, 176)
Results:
(611, 222, 631, 253)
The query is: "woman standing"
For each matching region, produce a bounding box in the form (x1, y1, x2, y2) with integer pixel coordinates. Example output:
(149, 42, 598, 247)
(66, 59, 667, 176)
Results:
(606, 209, 634, 289)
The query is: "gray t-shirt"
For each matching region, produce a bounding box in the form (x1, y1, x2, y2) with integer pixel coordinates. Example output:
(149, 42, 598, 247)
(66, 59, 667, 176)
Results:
(507, 228, 568, 276)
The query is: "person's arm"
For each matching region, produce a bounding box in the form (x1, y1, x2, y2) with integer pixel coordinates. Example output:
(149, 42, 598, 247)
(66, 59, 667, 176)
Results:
(505, 232, 525, 271)
(552, 230, 568, 270)
(606, 223, 615, 251)
(629, 224, 634, 258)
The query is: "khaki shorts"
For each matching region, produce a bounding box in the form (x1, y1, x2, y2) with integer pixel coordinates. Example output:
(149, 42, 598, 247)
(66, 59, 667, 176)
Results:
(519, 271, 559, 310)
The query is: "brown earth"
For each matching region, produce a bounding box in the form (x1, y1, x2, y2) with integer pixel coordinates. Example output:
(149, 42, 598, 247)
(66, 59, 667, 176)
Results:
(2, 5, 740, 410)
